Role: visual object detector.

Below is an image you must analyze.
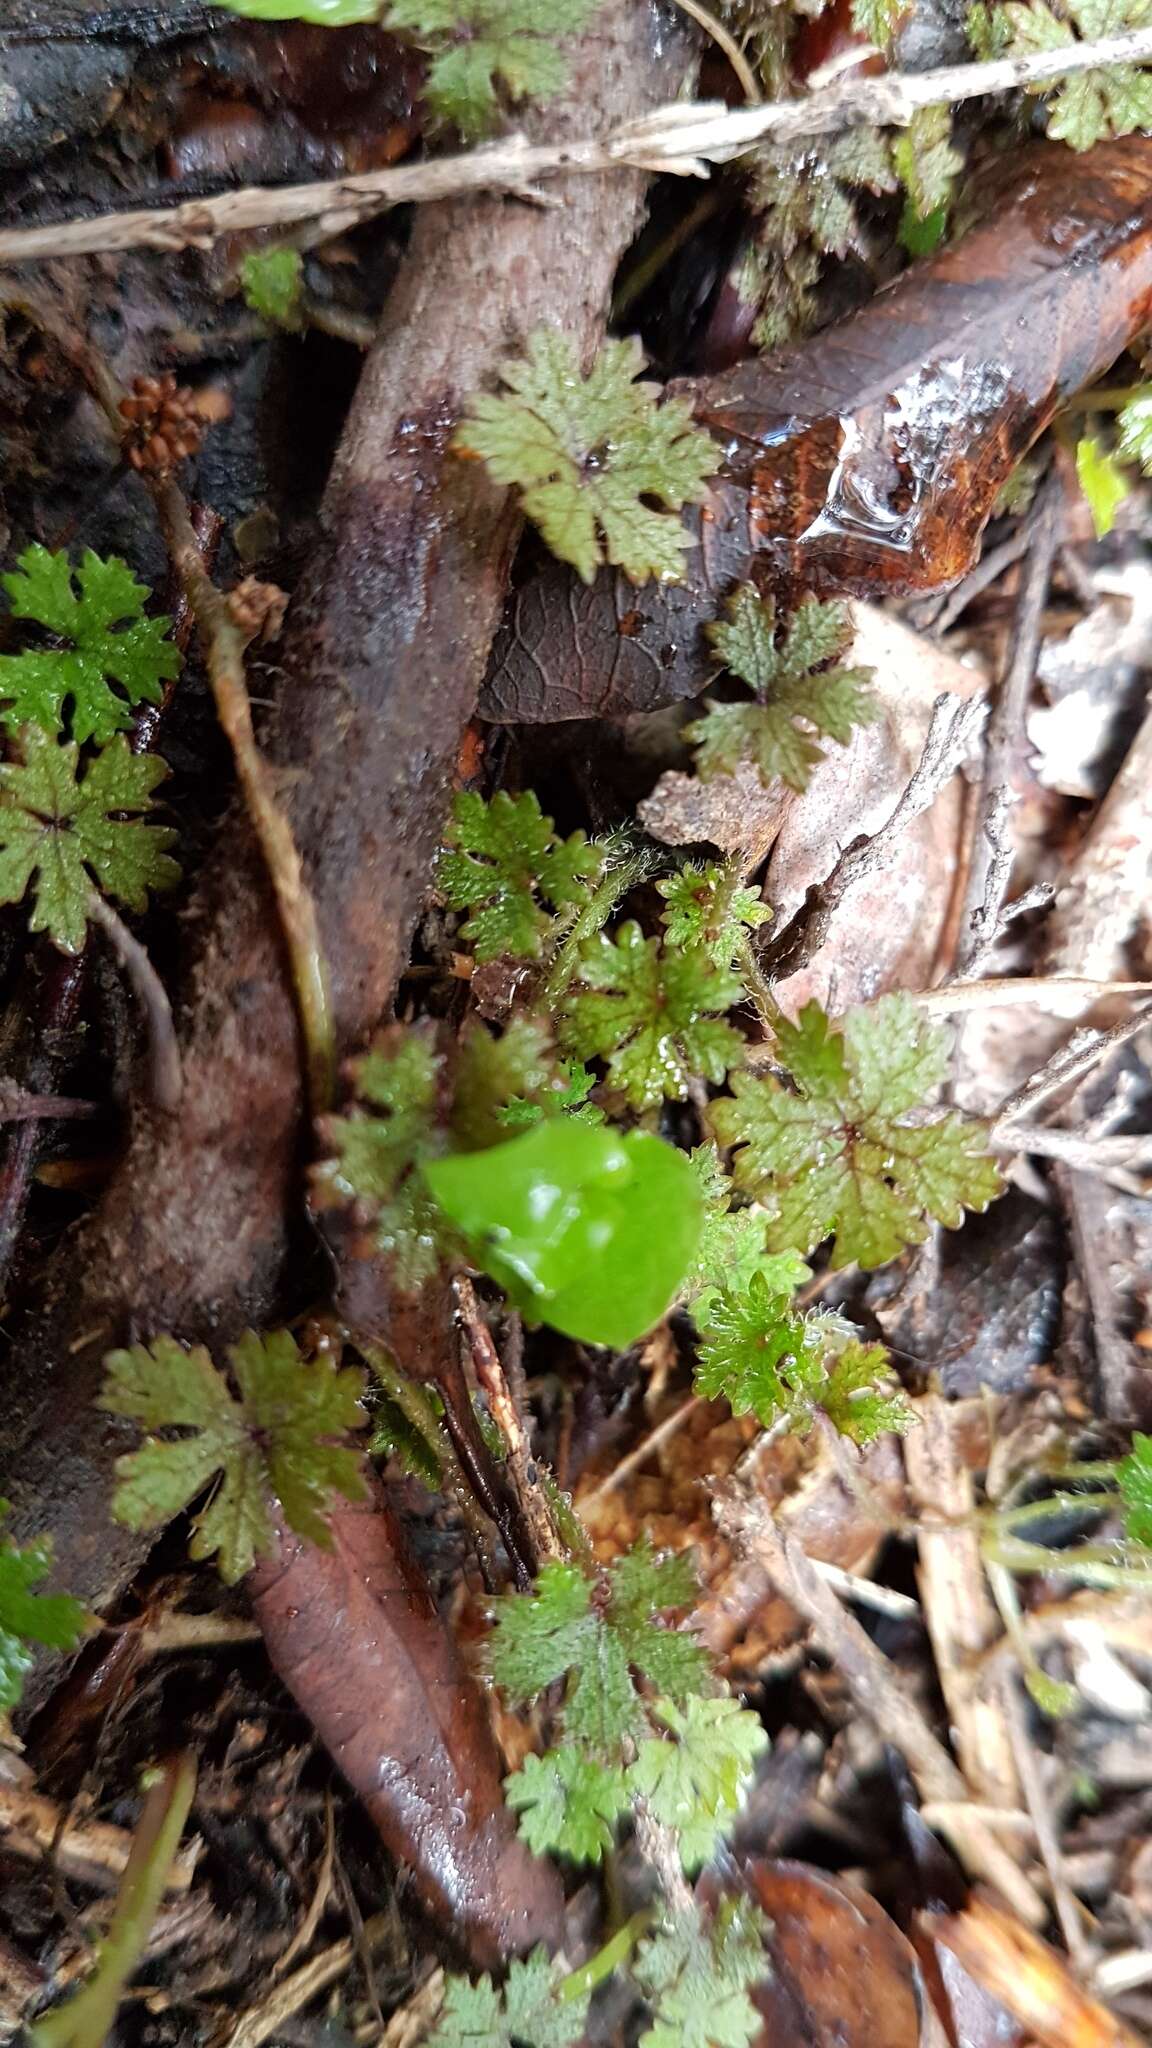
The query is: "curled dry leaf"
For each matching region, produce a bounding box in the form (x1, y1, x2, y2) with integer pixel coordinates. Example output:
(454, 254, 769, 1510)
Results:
(743, 1859, 947, 2047)
(928, 1895, 1145, 2048)
(482, 137, 1152, 726)
(247, 1484, 564, 1969)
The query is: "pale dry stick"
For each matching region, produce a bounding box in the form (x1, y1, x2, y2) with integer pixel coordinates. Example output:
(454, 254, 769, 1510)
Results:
(578, 1392, 705, 1507)
(904, 1397, 1021, 1819)
(1001, 1678, 1095, 1975)
(136, 1612, 262, 1656)
(956, 475, 1065, 978)
(7, 32, 1152, 263)
(916, 977, 1152, 1019)
(714, 1483, 1048, 1924)
(0, 1780, 198, 1894)
(992, 1004, 1152, 1128)
(377, 1969, 446, 2048)
(85, 890, 181, 1114)
(150, 480, 334, 1113)
(990, 1124, 1152, 1184)
(810, 1558, 921, 1620)
(759, 694, 987, 982)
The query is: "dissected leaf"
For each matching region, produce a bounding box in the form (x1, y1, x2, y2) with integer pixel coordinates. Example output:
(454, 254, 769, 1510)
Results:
(657, 862, 769, 967)
(429, 1949, 588, 2048)
(455, 332, 717, 585)
(820, 1337, 915, 1445)
(388, 0, 601, 137)
(0, 726, 179, 954)
(505, 1747, 630, 1863)
(894, 105, 963, 222)
(100, 1331, 368, 1583)
(315, 1029, 445, 1288)
(695, 1273, 829, 1426)
(490, 1542, 707, 1758)
(684, 1145, 810, 1313)
(687, 587, 877, 792)
(750, 132, 897, 345)
(1076, 433, 1131, 536)
(424, 1119, 702, 1347)
(995, 0, 1152, 148)
(635, 1900, 770, 2048)
(709, 995, 1003, 1268)
(559, 922, 743, 1111)
(628, 1695, 769, 1868)
(850, 0, 905, 40)
(241, 246, 305, 328)
(437, 788, 600, 962)
(0, 546, 180, 744)
(0, 1506, 88, 1711)
(452, 1016, 561, 1149)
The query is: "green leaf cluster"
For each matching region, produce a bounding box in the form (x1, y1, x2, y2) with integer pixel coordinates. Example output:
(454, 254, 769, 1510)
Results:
(315, 1027, 446, 1288)
(684, 1144, 809, 1316)
(696, 1272, 913, 1444)
(389, 0, 602, 138)
(0, 546, 180, 745)
(748, 133, 896, 347)
(454, 331, 717, 585)
(559, 922, 744, 1112)
(0, 725, 179, 953)
(656, 862, 769, 968)
(100, 1330, 368, 1583)
(687, 586, 877, 792)
(1076, 433, 1132, 538)
(437, 788, 601, 963)
(1118, 1433, 1152, 1545)
(428, 1948, 587, 2048)
(984, 0, 1152, 148)
(634, 1898, 770, 2048)
(0, 1506, 88, 1711)
(491, 1544, 765, 1866)
(710, 993, 1003, 1269)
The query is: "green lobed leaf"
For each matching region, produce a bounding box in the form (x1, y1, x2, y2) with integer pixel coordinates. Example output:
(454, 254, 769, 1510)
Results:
(995, 0, 1152, 147)
(635, 1899, 770, 2048)
(100, 1331, 368, 1584)
(1116, 386, 1152, 469)
(709, 994, 1003, 1269)
(429, 1947, 589, 2048)
(0, 1505, 88, 1712)
(504, 1748, 630, 1863)
(689, 587, 877, 792)
(423, 1118, 703, 1348)
(559, 922, 744, 1113)
(0, 546, 180, 744)
(0, 726, 179, 954)
(893, 105, 963, 222)
(657, 862, 769, 968)
(454, 331, 717, 584)
(388, 0, 602, 138)
(314, 1028, 445, 1288)
(437, 787, 601, 963)
(684, 1144, 810, 1315)
(628, 1695, 769, 1869)
(241, 246, 305, 328)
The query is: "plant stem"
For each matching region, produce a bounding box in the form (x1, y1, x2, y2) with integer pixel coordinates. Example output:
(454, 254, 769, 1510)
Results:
(86, 891, 181, 1114)
(988, 1488, 1122, 1532)
(558, 1909, 653, 2004)
(542, 843, 655, 1005)
(361, 1344, 501, 1582)
(982, 1532, 1152, 1588)
(30, 1754, 197, 2048)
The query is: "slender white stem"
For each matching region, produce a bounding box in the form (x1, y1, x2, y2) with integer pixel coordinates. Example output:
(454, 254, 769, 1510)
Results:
(4, 30, 1152, 266)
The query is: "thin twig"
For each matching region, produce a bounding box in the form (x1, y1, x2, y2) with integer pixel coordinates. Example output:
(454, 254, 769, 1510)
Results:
(1001, 1678, 1095, 1975)
(667, 0, 763, 101)
(992, 1004, 1152, 1127)
(714, 1482, 1047, 1924)
(453, 1274, 564, 1568)
(579, 1394, 705, 1508)
(6, 35, 1152, 263)
(86, 891, 181, 1114)
(758, 695, 987, 981)
(955, 476, 1064, 977)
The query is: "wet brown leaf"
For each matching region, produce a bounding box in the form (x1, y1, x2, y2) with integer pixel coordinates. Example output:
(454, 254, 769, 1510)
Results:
(929, 1896, 1145, 2048)
(744, 1859, 948, 2047)
(482, 138, 1152, 725)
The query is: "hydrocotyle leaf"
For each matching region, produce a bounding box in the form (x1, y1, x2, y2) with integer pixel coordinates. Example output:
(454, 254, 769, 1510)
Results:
(100, 1331, 368, 1583)
(454, 331, 717, 585)
(709, 994, 1003, 1268)
(0, 546, 180, 744)
(0, 726, 179, 954)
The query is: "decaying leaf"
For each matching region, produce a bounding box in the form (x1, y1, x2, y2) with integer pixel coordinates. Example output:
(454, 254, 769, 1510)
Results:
(482, 138, 1152, 724)
(248, 1485, 565, 1969)
(743, 1860, 945, 2047)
